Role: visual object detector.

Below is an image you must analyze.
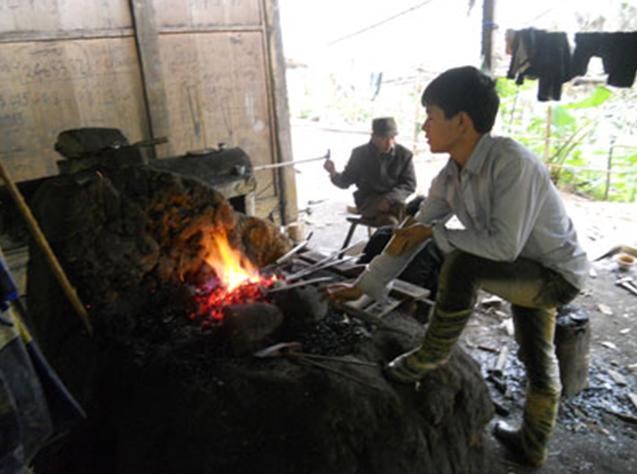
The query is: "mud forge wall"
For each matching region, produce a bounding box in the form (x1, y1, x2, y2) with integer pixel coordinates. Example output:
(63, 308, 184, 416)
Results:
(27, 161, 495, 473)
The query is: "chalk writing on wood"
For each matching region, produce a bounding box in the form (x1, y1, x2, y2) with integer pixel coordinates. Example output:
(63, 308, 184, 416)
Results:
(0, 0, 132, 34)
(158, 30, 273, 170)
(0, 38, 147, 182)
(154, 0, 260, 28)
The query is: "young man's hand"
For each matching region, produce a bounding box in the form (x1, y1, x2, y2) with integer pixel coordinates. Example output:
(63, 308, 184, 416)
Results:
(385, 224, 432, 256)
(325, 283, 363, 303)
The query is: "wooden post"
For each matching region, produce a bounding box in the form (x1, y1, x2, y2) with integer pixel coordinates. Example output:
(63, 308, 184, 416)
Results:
(129, 0, 172, 158)
(260, 0, 299, 237)
(481, 0, 496, 72)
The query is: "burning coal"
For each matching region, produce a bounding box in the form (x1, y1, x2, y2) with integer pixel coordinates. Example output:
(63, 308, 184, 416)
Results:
(190, 227, 278, 325)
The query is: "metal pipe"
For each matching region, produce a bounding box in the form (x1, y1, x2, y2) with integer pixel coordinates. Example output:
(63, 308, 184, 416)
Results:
(253, 150, 330, 171)
(266, 276, 334, 294)
(274, 231, 313, 265)
(286, 254, 361, 282)
(291, 352, 378, 367)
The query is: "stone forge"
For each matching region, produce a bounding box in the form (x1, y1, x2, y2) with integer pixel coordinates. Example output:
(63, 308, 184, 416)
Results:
(27, 161, 494, 474)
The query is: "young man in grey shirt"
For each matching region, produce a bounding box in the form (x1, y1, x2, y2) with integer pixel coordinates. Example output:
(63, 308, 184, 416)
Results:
(328, 66, 588, 467)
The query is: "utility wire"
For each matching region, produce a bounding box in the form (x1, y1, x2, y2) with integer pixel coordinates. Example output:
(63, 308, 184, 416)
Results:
(327, 0, 438, 46)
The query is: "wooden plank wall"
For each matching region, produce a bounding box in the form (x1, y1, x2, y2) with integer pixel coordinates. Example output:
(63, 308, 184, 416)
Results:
(0, 0, 147, 181)
(0, 0, 296, 224)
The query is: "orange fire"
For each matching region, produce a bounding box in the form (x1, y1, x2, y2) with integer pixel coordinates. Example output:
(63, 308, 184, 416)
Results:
(205, 229, 261, 291)
(191, 228, 277, 324)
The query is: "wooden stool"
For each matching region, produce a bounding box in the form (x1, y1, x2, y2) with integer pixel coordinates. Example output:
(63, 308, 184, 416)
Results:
(340, 217, 376, 252)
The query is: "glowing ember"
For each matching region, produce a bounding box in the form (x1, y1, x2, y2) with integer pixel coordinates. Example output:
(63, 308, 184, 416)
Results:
(190, 228, 278, 325)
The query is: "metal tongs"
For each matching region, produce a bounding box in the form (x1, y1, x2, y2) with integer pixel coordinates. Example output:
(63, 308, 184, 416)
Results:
(254, 342, 381, 390)
(260, 232, 314, 275)
(266, 276, 335, 294)
(284, 240, 363, 282)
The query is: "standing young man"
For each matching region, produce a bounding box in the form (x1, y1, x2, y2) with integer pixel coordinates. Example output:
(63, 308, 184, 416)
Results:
(328, 66, 588, 467)
(323, 117, 416, 226)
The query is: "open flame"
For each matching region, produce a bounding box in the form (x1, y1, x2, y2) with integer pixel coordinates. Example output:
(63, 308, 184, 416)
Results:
(205, 228, 261, 291)
(191, 228, 277, 325)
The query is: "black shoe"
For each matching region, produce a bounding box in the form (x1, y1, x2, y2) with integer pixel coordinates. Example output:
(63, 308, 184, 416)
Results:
(492, 422, 547, 468)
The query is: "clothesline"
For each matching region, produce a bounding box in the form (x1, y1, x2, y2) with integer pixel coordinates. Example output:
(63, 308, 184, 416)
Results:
(506, 28, 637, 102)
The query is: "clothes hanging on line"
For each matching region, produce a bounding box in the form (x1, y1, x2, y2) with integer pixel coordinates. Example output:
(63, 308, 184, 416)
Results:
(507, 28, 571, 102)
(507, 29, 637, 102)
(571, 32, 637, 88)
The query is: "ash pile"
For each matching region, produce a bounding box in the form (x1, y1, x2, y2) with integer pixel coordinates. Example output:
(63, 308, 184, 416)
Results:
(27, 150, 494, 474)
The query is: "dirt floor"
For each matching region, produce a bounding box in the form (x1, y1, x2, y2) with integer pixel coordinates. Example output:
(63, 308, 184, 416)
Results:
(291, 120, 637, 473)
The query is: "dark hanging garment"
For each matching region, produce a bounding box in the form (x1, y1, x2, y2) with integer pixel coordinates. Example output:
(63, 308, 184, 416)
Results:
(507, 29, 534, 84)
(571, 32, 637, 87)
(507, 28, 537, 85)
(507, 28, 571, 101)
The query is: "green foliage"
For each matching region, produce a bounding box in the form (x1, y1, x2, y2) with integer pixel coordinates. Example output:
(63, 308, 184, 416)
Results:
(551, 106, 576, 128)
(564, 86, 612, 109)
(497, 81, 637, 202)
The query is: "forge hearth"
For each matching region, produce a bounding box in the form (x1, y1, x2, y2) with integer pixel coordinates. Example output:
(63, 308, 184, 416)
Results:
(27, 160, 495, 473)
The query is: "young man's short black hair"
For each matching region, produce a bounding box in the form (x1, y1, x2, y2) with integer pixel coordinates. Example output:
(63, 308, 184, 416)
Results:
(421, 66, 500, 134)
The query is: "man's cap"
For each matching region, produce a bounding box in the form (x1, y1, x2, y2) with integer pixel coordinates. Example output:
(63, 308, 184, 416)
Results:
(372, 117, 398, 137)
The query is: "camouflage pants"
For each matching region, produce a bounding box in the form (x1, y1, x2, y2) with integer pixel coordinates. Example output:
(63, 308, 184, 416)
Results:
(413, 250, 580, 461)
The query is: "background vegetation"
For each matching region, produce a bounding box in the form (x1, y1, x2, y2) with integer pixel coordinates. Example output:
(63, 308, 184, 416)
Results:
(496, 79, 637, 202)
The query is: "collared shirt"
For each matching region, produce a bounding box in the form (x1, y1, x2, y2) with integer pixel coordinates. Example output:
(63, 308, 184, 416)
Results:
(330, 141, 416, 207)
(356, 134, 588, 299)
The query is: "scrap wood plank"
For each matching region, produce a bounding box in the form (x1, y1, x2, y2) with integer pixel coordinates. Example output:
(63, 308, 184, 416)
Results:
(390, 279, 431, 302)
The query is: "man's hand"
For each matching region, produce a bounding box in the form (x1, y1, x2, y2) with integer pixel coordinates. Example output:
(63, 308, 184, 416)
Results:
(385, 224, 432, 256)
(325, 282, 363, 304)
(323, 158, 336, 175)
(376, 197, 391, 213)
(400, 215, 418, 229)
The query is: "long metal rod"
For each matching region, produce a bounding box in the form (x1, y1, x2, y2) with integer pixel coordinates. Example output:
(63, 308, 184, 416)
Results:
(253, 150, 330, 171)
(274, 231, 313, 265)
(284, 243, 361, 280)
(296, 357, 382, 391)
(267, 276, 334, 294)
(291, 352, 378, 367)
(300, 239, 364, 274)
(286, 254, 361, 282)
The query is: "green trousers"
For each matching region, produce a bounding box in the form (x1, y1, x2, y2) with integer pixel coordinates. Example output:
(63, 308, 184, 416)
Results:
(412, 250, 580, 462)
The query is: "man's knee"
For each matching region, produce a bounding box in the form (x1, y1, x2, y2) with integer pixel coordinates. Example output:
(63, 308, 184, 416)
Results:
(439, 250, 483, 280)
(436, 251, 483, 311)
